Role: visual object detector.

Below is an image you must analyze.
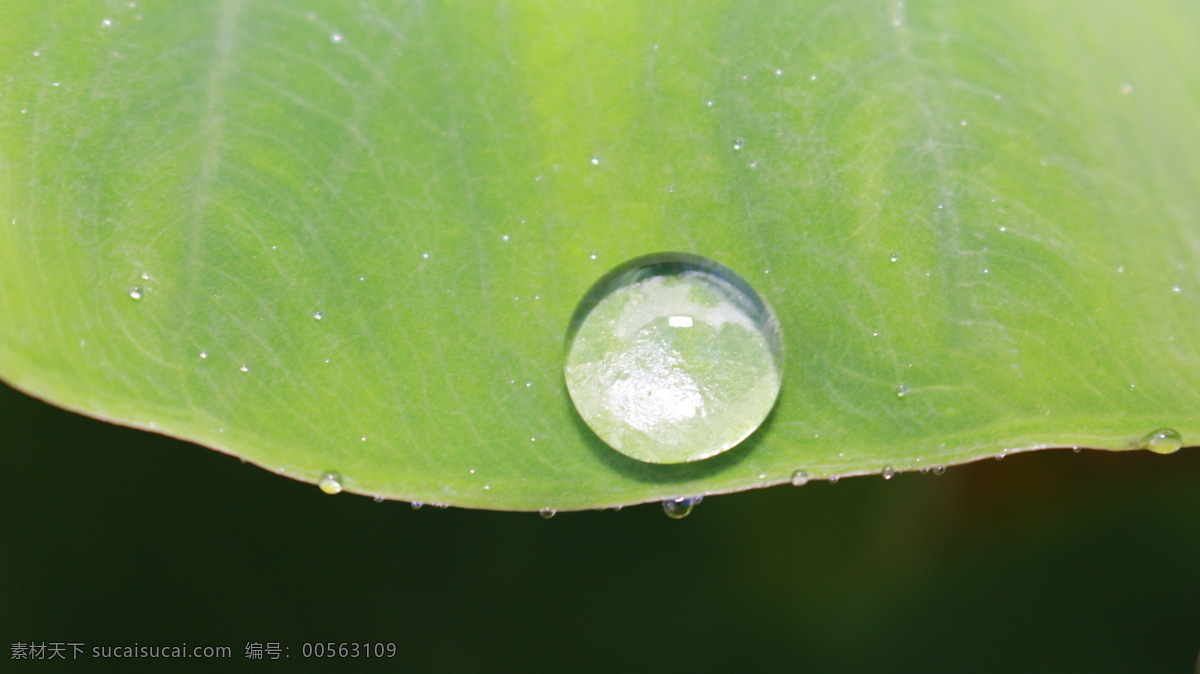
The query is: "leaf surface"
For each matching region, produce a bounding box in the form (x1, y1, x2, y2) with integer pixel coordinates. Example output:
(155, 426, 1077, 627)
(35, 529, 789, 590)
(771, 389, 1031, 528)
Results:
(1, 0, 1198, 509)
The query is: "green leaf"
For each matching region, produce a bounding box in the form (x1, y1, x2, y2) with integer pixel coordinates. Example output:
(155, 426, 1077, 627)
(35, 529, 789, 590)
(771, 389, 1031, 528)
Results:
(2, 0, 1198, 511)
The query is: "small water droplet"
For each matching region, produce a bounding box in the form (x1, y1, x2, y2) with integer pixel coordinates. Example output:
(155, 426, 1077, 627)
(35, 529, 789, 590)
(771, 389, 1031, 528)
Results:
(590, 155, 600, 166)
(101, 18, 113, 27)
(889, 252, 899, 263)
(318, 472, 343, 495)
(129, 287, 143, 300)
(422, 252, 431, 260)
(140, 272, 151, 280)
(501, 234, 510, 242)
(774, 68, 783, 76)
(1144, 428, 1183, 454)
(564, 253, 784, 464)
(313, 311, 323, 320)
(239, 364, 249, 373)
(199, 351, 208, 360)
(933, 466, 946, 475)
(411, 501, 424, 510)
(882, 466, 896, 480)
(1172, 286, 1182, 294)
(539, 507, 557, 519)
(1071, 446, 1082, 453)
(732, 138, 744, 151)
(790, 470, 809, 486)
(896, 383, 909, 397)
(705, 100, 714, 108)
(1118, 83, 1133, 95)
(330, 33, 343, 44)
(662, 496, 702, 519)
(828, 476, 839, 484)
(589, 252, 598, 260)
(373, 494, 384, 503)
(960, 119, 968, 126)
(995, 450, 1007, 460)
(666, 185, 676, 193)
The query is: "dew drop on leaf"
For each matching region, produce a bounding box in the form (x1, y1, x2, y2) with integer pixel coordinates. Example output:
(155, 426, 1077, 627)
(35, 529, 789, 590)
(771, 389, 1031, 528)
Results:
(790, 470, 809, 486)
(662, 496, 702, 519)
(318, 472, 343, 495)
(1144, 428, 1183, 454)
(564, 253, 783, 464)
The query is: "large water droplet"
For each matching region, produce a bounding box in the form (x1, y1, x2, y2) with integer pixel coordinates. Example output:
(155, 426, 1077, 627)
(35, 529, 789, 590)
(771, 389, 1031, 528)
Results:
(564, 253, 783, 464)
(129, 287, 144, 300)
(1144, 428, 1183, 454)
(882, 466, 896, 480)
(662, 496, 702, 519)
(539, 507, 557, 519)
(790, 469, 809, 486)
(318, 472, 343, 495)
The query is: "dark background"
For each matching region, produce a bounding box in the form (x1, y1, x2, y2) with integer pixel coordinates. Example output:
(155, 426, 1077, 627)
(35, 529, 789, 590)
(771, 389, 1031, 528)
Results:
(2, 379, 1198, 672)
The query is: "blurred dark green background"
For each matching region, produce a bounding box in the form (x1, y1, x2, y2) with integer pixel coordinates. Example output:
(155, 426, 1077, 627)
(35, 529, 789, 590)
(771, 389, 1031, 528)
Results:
(2, 379, 1197, 672)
